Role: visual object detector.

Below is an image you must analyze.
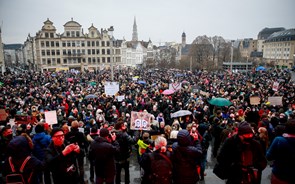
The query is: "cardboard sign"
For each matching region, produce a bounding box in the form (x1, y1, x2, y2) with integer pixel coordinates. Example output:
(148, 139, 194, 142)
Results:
(250, 96, 261, 105)
(272, 82, 279, 92)
(200, 90, 210, 97)
(104, 81, 119, 96)
(169, 83, 182, 91)
(45, 111, 58, 125)
(268, 96, 283, 106)
(0, 109, 7, 121)
(130, 111, 151, 130)
(117, 95, 125, 102)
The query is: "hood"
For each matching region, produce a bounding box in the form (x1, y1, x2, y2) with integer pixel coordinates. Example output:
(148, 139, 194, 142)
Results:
(177, 129, 192, 146)
(7, 136, 31, 158)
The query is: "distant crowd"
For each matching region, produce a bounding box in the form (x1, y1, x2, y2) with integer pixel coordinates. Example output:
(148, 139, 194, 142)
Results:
(0, 67, 295, 184)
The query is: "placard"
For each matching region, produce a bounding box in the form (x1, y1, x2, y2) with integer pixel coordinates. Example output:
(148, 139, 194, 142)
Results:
(104, 82, 119, 96)
(272, 82, 279, 91)
(0, 109, 7, 121)
(45, 111, 58, 125)
(117, 95, 125, 102)
(169, 83, 182, 91)
(268, 96, 283, 106)
(250, 96, 261, 105)
(200, 90, 210, 97)
(130, 111, 151, 130)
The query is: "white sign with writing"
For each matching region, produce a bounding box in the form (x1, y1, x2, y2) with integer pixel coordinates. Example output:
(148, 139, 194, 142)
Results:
(104, 82, 119, 96)
(45, 111, 58, 125)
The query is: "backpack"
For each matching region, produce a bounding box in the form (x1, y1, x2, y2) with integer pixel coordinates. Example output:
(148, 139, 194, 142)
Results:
(148, 153, 173, 184)
(6, 156, 32, 184)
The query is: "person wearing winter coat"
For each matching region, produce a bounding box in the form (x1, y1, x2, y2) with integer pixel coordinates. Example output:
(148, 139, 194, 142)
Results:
(32, 123, 51, 184)
(3, 135, 44, 184)
(86, 126, 99, 182)
(171, 129, 203, 184)
(88, 128, 120, 184)
(266, 119, 295, 184)
(45, 128, 81, 184)
(216, 121, 267, 184)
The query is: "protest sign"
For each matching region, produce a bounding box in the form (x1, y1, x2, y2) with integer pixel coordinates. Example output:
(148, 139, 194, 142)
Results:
(104, 82, 119, 96)
(45, 111, 58, 125)
(272, 82, 279, 91)
(130, 111, 151, 130)
(250, 96, 261, 105)
(169, 83, 182, 91)
(268, 96, 283, 106)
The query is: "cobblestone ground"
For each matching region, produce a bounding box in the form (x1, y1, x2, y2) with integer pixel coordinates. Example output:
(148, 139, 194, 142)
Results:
(84, 145, 272, 184)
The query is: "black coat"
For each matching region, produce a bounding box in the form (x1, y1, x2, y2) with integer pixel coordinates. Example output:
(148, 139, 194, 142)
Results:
(44, 142, 79, 184)
(217, 134, 267, 184)
(89, 137, 120, 179)
(171, 132, 203, 184)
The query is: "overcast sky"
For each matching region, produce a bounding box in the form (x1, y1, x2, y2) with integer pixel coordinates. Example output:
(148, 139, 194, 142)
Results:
(0, 0, 294, 45)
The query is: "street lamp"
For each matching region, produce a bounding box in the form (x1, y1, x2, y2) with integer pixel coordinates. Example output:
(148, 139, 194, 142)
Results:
(108, 26, 114, 81)
(230, 40, 234, 72)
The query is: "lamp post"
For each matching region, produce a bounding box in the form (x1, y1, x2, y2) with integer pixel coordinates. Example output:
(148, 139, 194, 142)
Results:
(230, 40, 234, 72)
(108, 26, 114, 81)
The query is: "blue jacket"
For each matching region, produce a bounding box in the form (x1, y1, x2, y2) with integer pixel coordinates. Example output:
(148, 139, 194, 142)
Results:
(266, 136, 295, 183)
(32, 132, 51, 160)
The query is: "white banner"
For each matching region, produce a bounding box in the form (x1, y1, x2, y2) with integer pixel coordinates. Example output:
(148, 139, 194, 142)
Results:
(169, 83, 182, 91)
(104, 81, 119, 96)
(45, 111, 58, 125)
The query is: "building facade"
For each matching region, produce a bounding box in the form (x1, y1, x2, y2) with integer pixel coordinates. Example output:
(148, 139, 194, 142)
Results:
(25, 18, 121, 72)
(0, 28, 5, 74)
(263, 28, 295, 69)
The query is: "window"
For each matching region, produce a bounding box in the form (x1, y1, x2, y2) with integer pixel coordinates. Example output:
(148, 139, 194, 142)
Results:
(87, 41, 91, 47)
(97, 57, 100, 63)
(45, 33, 49, 38)
(66, 32, 70, 37)
(46, 41, 50, 47)
(62, 41, 66, 47)
(51, 50, 55, 55)
(47, 50, 50, 56)
(102, 49, 105, 55)
(41, 50, 45, 56)
(88, 58, 91, 63)
(92, 41, 95, 47)
(57, 58, 61, 64)
(50, 33, 54, 38)
(72, 41, 75, 47)
(71, 31, 75, 37)
(56, 41, 59, 47)
(76, 31, 80, 37)
(92, 58, 96, 63)
(81, 41, 85, 47)
(102, 57, 105, 63)
(91, 32, 94, 37)
(51, 41, 55, 47)
(88, 49, 91, 55)
(96, 49, 100, 54)
(67, 50, 71, 55)
(63, 50, 66, 55)
(107, 49, 110, 55)
(52, 58, 56, 65)
(107, 57, 110, 63)
(63, 59, 67, 64)
(76, 41, 80, 47)
(67, 42, 71, 47)
(107, 41, 110, 46)
(47, 59, 51, 65)
(78, 58, 81, 63)
(56, 50, 60, 55)
(96, 41, 99, 46)
(92, 49, 95, 55)
(41, 41, 45, 47)
(102, 41, 105, 47)
(42, 59, 46, 65)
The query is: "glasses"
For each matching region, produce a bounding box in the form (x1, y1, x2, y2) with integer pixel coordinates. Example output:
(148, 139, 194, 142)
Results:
(53, 134, 64, 138)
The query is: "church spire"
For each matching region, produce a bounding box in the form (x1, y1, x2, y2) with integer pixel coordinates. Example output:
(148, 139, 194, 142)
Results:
(132, 16, 138, 41)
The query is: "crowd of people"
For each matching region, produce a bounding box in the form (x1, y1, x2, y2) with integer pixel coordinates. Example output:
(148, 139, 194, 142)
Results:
(0, 67, 295, 184)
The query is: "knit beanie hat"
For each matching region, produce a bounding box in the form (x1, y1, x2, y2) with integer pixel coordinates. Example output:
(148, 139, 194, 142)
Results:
(238, 121, 253, 135)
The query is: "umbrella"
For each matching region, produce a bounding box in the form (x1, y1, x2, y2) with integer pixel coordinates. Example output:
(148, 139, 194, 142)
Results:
(162, 89, 175, 95)
(67, 78, 74, 82)
(256, 66, 266, 71)
(171, 110, 192, 118)
(208, 97, 232, 107)
(137, 80, 146, 85)
(89, 81, 97, 86)
(84, 94, 98, 99)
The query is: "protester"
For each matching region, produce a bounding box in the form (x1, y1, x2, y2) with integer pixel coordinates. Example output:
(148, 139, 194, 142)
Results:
(3, 135, 44, 184)
(88, 128, 119, 184)
(45, 127, 81, 184)
(140, 136, 173, 184)
(32, 123, 51, 184)
(65, 120, 89, 183)
(215, 121, 267, 184)
(266, 119, 295, 184)
(86, 125, 99, 182)
(171, 129, 203, 184)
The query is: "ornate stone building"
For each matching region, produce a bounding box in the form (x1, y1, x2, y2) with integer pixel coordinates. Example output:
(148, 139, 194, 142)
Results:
(23, 18, 121, 72)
